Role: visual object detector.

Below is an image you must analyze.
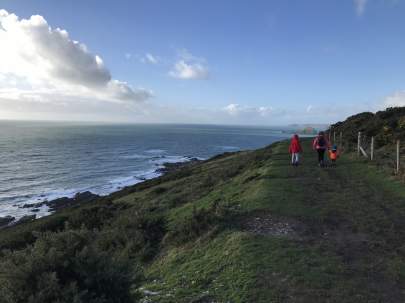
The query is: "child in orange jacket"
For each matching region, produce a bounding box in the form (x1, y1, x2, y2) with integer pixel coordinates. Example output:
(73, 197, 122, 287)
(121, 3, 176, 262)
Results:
(328, 145, 339, 166)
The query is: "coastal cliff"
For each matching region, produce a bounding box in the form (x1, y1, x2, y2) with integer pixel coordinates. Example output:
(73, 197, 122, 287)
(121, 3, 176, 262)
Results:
(2, 109, 405, 302)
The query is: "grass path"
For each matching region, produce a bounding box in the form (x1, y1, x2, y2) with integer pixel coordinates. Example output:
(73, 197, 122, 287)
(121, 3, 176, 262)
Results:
(245, 140, 405, 302)
(140, 139, 405, 302)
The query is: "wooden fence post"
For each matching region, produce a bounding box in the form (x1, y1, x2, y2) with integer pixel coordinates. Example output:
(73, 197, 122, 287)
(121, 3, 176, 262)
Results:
(397, 140, 400, 174)
(357, 132, 361, 157)
(371, 136, 374, 161)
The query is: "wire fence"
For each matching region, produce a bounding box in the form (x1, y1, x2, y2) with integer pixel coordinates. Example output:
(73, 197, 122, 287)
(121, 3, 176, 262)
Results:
(327, 129, 405, 177)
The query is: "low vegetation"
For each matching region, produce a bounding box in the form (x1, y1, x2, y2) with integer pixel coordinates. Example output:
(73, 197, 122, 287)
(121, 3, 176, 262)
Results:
(331, 106, 405, 176)
(331, 107, 405, 147)
(1, 108, 405, 302)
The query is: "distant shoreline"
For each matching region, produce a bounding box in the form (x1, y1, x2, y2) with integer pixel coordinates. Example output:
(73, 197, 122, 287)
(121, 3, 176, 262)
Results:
(0, 122, 295, 227)
(0, 157, 203, 228)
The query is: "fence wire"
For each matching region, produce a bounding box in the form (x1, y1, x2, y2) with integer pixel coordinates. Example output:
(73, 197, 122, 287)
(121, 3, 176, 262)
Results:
(331, 130, 404, 177)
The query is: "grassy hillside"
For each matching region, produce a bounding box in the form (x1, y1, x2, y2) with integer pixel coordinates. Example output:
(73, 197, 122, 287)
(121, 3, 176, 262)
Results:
(331, 107, 405, 147)
(1, 137, 405, 302)
(330, 106, 405, 176)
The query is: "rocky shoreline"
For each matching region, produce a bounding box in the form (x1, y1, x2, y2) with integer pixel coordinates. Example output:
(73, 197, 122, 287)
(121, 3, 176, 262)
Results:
(0, 191, 100, 228)
(19, 191, 100, 212)
(155, 157, 200, 174)
(0, 158, 202, 228)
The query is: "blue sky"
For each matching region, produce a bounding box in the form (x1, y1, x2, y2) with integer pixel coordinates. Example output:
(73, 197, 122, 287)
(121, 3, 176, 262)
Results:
(0, 0, 405, 125)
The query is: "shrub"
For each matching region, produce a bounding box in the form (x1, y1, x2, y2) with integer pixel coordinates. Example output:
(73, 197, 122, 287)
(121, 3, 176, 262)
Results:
(152, 187, 167, 195)
(67, 203, 116, 230)
(0, 228, 140, 303)
(398, 116, 405, 130)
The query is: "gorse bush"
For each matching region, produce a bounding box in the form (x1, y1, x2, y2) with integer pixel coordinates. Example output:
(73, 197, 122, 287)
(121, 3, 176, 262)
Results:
(0, 228, 140, 303)
(332, 107, 405, 148)
(0, 201, 168, 303)
(66, 203, 117, 230)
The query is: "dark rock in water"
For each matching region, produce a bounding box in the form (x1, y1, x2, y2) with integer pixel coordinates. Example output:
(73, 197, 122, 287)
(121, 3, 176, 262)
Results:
(46, 197, 75, 211)
(157, 157, 201, 174)
(20, 201, 46, 208)
(19, 191, 100, 214)
(0, 216, 15, 227)
(17, 190, 101, 218)
(75, 191, 99, 201)
(46, 191, 100, 212)
(15, 215, 36, 225)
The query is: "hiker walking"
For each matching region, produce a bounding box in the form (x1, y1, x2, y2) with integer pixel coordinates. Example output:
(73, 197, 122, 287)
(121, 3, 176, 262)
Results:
(312, 131, 329, 167)
(289, 134, 303, 166)
(328, 144, 339, 167)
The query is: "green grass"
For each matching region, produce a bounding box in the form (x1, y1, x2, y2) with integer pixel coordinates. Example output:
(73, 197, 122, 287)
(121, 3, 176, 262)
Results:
(2, 139, 405, 302)
(136, 140, 405, 302)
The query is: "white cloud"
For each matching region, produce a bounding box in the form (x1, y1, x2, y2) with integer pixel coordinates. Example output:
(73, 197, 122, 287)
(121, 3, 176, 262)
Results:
(125, 53, 132, 60)
(169, 60, 209, 80)
(145, 53, 158, 64)
(258, 106, 273, 116)
(138, 53, 159, 65)
(0, 9, 152, 106)
(223, 103, 241, 116)
(382, 91, 405, 107)
(220, 102, 386, 125)
(354, 0, 368, 16)
(169, 49, 209, 80)
(223, 103, 273, 117)
(177, 49, 200, 61)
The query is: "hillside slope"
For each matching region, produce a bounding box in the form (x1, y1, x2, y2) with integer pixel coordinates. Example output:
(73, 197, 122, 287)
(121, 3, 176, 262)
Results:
(331, 107, 405, 147)
(1, 139, 405, 302)
(330, 106, 405, 175)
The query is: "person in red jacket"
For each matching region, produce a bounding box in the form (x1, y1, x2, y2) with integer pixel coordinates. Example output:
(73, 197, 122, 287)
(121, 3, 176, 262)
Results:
(289, 134, 303, 166)
(312, 131, 329, 167)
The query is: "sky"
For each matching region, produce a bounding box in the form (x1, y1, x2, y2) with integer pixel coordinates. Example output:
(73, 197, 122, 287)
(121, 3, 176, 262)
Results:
(0, 0, 405, 125)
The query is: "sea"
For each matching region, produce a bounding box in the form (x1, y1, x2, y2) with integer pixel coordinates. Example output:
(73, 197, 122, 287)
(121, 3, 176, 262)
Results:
(0, 121, 293, 219)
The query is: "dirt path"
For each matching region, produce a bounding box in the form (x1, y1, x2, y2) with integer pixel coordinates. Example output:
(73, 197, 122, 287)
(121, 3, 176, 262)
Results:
(247, 140, 405, 302)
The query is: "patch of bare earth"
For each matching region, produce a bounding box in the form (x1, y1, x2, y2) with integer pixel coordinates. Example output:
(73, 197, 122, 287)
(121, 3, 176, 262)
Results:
(242, 213, 304, 238)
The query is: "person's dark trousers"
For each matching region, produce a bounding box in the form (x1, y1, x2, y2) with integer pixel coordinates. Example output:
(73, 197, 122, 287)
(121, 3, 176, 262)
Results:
(317, 149, 325, 165)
